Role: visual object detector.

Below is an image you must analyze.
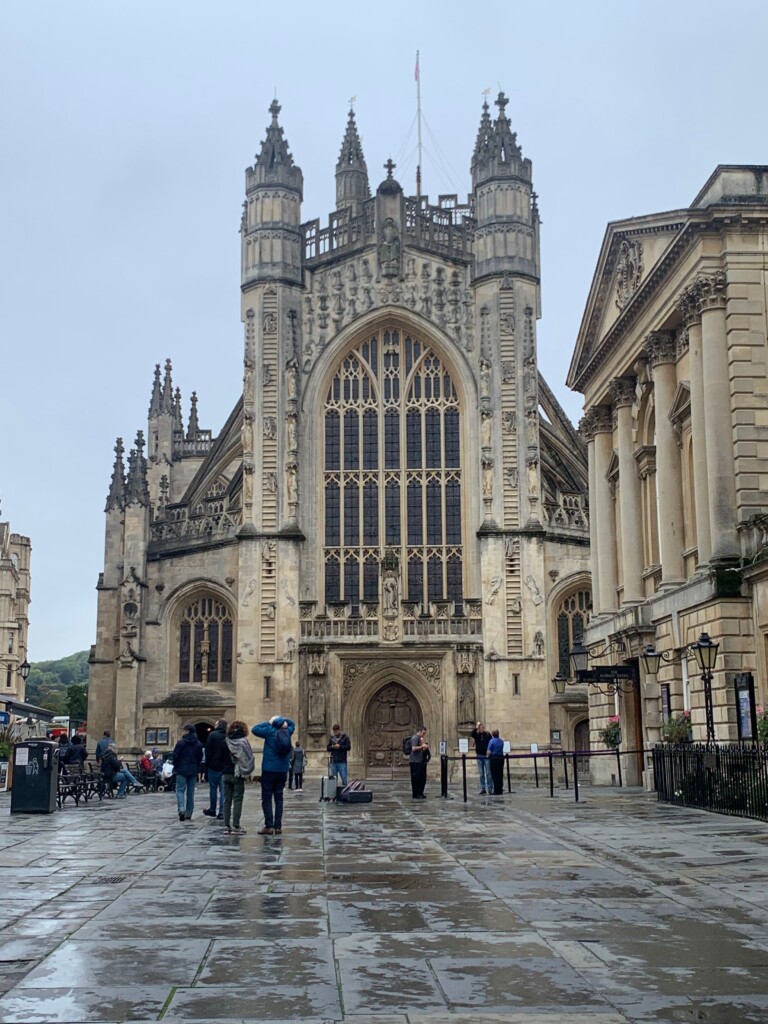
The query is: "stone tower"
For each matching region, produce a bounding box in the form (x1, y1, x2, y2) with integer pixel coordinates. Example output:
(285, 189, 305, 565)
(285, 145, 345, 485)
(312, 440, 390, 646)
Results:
(89, 94, 591, 766)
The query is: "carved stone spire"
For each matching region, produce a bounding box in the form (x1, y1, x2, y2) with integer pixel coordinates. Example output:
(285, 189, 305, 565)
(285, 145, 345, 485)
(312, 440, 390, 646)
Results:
(471, 90, 531, 189)
(251, 98, 303, 192)
(160, 358, 174, 415)
(336, 108, 370, 212)
(125, 431, 150, 506)
(148, 364, 162, 418)
(105, 437, 126, 511)
(186, 391, 200, 441)
(173, 387, 183, 432)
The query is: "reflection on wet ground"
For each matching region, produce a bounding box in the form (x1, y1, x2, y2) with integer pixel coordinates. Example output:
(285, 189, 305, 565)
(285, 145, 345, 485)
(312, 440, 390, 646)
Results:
(1, 781, 768, 1021)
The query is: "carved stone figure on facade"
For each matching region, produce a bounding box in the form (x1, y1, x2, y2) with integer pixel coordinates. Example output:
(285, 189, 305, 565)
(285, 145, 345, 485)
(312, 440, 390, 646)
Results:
(262, 540, 276, 565)
(502, 411, 515, 434)
(241, 578, 257, 607)
(285, 358, 299, 401)
(482, 459, 494, 499)
(264, 471, 277, 494)
(532, 630, 544, 657)
(244, 367, 255, 402)
(379, 217, 401, 277)
(241, 414, 254, 453)
(479, 359, 491, 399)
(615, 238, 644, 310)
(243, 464, 254, 504)
(286, 462, 299, 505)
(263, 362, 272, 388)
(284, 636, 295, 662)
(433, 267, 445, 311)
(454, 648, 476, 675)
(308, 650, 327, 676)
(500, 310, 515, 336)
(308, 680, 327, 732)
(505, 536, 520, 559)
(502, 360, 514, 384)
(481, 410, 493, 449)
(263, 311, 277, 334)
(263, 417, 277, 440)
(486, 575, 502, 605)
(287, 414, 298, 452)
(382, 573, 398, 617)
(524, 575, 543, 605)
(458, 679, 476, 726)
(527, 456, 539, 498)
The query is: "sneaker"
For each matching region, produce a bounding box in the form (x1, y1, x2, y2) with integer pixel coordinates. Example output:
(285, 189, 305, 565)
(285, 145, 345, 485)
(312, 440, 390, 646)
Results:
(479, 790, 487, 795)
(232, 827, 247, 835)
(203, 808, 215, 817)
(257, 827, 275, 835)
(223, 827, 232, 834)
(115, 794, 127, 800)
(178, 811, 185, 821)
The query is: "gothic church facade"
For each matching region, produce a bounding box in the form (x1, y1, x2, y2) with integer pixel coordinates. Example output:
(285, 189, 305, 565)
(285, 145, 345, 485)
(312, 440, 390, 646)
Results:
(89, 95, 591, 770)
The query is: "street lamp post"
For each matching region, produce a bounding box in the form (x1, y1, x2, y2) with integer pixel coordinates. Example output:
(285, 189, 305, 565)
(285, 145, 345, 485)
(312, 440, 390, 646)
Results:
(641, 632, 719, 744)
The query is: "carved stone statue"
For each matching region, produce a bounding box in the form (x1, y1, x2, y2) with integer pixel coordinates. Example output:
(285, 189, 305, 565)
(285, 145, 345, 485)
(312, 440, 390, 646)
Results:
(379, 218, 401, 277)
(481, 411, 492, 449)
(308, 680, 327, 731)
(287, 415, 298, 452)
(382, 573, 398, 616)
(285, 358, 299, 401)
(458, 679, 476, 726)
(479, 359, 491, 399)
(532, 630, 544, 657)
(483, 460, 494, 499)
(286, 463, 298, 504)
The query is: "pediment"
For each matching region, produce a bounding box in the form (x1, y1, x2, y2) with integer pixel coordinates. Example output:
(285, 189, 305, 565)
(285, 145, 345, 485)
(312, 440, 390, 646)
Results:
(668, 380, 691, 424)
(605, 450, 619, 483)
(567, 212, 690, 392)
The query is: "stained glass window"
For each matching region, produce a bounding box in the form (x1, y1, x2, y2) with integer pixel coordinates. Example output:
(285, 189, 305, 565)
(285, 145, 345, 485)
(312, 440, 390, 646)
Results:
(323, 328, 463, 609)
(556, 589, 592, 677)
(177, 595, 234, 685)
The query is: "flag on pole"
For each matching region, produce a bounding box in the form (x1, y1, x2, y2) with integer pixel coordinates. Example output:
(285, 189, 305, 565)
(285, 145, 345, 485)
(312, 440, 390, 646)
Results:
(414, 52, 420, 82)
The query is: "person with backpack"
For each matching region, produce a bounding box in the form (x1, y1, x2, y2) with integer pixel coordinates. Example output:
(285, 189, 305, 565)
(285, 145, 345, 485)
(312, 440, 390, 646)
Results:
(408, 726, 430, 799)
(223, 720, 253, 835)
(251, 714, 295, 835)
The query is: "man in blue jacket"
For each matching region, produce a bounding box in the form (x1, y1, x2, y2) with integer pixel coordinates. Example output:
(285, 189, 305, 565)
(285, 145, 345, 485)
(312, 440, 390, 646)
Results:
(251, 715, 295, 836)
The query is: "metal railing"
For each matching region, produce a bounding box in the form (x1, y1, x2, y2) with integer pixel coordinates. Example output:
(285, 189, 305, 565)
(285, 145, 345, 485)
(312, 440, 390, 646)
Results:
(439, 748, 636, 803)
(653, 743, 768, 822)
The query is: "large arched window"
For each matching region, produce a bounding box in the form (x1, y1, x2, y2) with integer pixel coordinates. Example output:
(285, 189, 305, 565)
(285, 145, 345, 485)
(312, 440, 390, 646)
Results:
(177, 595, 234, 685)
(324, 328, 463, 611)
(556, 589, 592, 678)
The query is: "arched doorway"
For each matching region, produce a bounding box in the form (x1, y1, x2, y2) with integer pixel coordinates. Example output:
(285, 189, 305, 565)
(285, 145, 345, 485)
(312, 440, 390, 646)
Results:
(194, 721, 213, 746)
(574, 718, 590, 775)
(365, 682, 422, 773)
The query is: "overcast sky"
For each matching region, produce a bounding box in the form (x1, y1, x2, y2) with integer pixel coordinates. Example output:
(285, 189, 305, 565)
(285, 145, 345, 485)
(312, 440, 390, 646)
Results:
(1, 0, 765, 660)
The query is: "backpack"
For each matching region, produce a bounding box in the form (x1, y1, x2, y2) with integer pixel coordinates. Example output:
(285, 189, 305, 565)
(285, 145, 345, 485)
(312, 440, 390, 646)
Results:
(402, 736, 413, 755)
(274, 728, 292, 756)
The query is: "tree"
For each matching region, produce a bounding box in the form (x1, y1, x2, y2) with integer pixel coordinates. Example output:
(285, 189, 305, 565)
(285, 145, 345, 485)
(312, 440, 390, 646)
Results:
(66, 684, 88, 724)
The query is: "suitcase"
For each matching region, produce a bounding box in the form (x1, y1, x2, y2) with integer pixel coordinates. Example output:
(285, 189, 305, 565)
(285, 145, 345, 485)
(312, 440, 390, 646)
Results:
(340, 789, 373, 803)
(320, 776, 341, 801)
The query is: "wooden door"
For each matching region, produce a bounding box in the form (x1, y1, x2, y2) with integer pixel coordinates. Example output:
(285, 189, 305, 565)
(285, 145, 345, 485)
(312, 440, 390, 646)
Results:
(366, 683, 422, 770)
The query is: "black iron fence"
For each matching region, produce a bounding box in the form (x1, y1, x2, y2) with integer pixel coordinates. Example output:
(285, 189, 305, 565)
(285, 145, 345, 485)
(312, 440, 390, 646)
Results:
(439, 748, 634, 803)
(653, 743, 768, 822)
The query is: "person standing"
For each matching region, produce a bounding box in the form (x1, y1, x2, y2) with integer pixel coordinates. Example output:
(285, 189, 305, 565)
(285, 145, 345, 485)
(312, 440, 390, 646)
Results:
(470, 721, 493, 795)
(223, 720, 253, 835)
(409, 726, 430, 799)
(203, 720, 229, 818)
(251, 715, 295, 835)
(487, 729, 505, 796)
(326, 724, 351, 788)
(172, 723, 204, 822)
(291, 738, 306, 792)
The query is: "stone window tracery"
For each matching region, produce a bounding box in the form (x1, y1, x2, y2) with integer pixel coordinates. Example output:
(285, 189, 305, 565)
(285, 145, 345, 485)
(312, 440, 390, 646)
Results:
(177, 595, 234, 685)
(556, 589, 592, 678)
(323, 328, 463, 611)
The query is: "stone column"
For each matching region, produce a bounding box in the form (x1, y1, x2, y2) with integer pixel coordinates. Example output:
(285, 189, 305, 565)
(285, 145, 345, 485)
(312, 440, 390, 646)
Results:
(581, 415, 601, 612)
(611, 377, 644, 603)
(645, 332, 685, 585)
(586, 407, 618, 612)
(678, 287, 711, 565)
(699, 271, 739, 561)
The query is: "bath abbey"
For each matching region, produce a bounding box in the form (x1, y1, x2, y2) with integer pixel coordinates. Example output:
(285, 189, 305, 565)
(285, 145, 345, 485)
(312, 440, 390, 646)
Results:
(88, 94, 592, 771)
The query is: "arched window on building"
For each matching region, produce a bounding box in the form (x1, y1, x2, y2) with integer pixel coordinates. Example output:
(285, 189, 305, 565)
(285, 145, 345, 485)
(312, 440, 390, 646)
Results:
(556, 589, 592, 678)
(177, 595, 234, 685)
(323, 328, 463, 612)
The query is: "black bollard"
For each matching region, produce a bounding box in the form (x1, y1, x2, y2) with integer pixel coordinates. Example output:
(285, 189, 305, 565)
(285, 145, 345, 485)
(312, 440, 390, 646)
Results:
(461, 754, 467, 803)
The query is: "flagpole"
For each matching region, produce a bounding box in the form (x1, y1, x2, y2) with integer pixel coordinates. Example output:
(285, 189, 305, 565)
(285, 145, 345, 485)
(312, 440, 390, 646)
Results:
(415, 50, 422, 202)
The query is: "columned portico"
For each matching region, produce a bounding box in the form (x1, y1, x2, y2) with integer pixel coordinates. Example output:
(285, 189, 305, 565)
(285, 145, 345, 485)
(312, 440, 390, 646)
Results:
(611, 377, 643, 603)
(645, 332, 684, 586)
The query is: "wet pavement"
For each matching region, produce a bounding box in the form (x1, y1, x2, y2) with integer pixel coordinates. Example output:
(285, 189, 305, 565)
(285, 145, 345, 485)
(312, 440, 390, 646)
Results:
(1, 777, 768, 1023)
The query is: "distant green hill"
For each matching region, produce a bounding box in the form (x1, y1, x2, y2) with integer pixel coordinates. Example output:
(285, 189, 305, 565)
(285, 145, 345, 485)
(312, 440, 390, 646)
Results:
(25, 651, 89, 721)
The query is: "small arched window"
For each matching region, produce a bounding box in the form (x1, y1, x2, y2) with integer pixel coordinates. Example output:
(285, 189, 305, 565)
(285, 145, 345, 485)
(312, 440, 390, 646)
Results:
(556, 589, 592, 677)
(177, 595, 234, 685)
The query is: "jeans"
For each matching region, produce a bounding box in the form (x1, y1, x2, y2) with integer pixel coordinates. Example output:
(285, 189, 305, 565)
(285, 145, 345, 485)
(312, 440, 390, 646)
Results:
(207, 769, 224, 814)
(477, 756, 493, 793)
(113, 768, 137, 797)
(223, 774, 244, 829)
(176, 774, 196, 817)
(329, 761, 348, 787)
(489, 756, 505, 795)
(260, 770, 287, 829)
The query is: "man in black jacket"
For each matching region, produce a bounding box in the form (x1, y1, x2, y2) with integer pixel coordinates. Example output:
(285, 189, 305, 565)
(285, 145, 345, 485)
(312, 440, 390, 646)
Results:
(470, 721, 493, 795)
(100, 743, 140, 799)
(172, 724, 204, 822)
(326, 724, 351, 788)
(203, 720, 231, 819)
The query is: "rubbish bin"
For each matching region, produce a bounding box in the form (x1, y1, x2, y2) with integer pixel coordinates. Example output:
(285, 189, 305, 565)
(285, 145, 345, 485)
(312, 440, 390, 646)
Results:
(10, 740, 58, 814)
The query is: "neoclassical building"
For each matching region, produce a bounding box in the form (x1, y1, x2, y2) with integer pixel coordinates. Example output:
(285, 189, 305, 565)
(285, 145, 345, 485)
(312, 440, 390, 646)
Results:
(0, 519, 31, 704)
(568, 165, 768, 782)
(89, 95, 591, 769)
